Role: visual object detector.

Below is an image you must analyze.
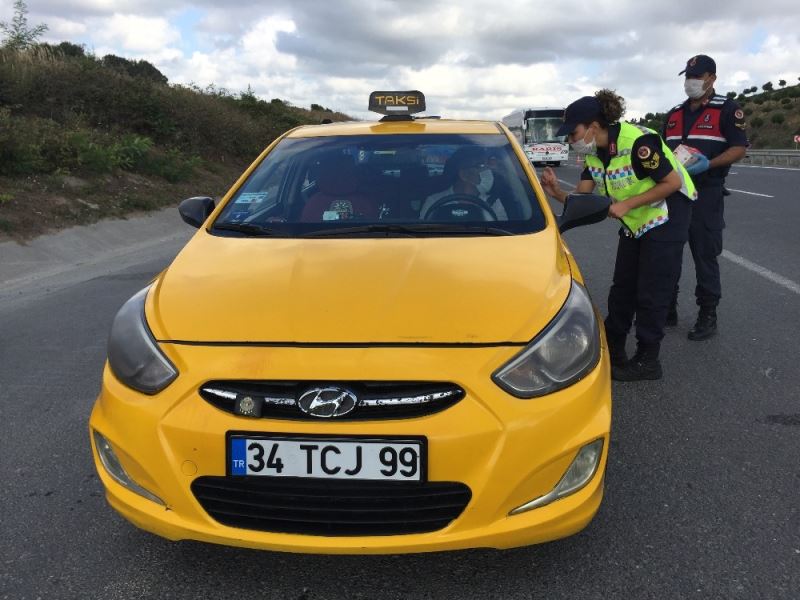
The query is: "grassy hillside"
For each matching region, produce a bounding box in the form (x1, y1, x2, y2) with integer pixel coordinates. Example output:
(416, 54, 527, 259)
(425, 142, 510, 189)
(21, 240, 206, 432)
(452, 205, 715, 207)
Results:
(636, 81, 800, 149)
(0, 42, 353, 239)
(736, 83, 800, 148)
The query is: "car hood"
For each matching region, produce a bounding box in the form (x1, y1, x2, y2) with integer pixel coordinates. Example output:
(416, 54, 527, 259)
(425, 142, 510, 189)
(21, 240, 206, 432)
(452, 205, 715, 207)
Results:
(147, 229, 572, 344)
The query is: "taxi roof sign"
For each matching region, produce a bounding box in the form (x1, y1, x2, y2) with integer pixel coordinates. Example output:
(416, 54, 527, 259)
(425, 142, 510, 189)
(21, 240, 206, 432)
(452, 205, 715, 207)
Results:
(369, 91, 426, 118)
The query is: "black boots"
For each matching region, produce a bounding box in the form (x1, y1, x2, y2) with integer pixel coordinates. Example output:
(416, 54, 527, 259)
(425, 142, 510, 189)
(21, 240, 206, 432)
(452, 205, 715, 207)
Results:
(688, 306, 717, 341)
(606, 335, 628, 369)
(611, 343, 663, 381)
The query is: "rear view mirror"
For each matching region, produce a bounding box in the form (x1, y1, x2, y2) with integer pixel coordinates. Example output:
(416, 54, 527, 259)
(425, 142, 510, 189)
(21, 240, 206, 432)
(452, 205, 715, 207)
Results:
(178, 196, 215, 228)
(557, 193, 611, 233)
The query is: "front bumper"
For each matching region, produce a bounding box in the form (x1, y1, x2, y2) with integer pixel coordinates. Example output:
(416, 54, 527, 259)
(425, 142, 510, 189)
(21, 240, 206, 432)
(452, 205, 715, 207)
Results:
(89, 342, 611, 554)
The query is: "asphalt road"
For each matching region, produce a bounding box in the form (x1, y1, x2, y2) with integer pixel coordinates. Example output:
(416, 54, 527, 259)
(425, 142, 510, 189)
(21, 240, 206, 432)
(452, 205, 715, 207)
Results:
(1, 163, 799, 600)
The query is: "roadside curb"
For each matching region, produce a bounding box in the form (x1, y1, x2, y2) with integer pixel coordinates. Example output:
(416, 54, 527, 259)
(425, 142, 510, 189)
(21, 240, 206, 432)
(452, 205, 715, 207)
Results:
(0, 206, 192, 293)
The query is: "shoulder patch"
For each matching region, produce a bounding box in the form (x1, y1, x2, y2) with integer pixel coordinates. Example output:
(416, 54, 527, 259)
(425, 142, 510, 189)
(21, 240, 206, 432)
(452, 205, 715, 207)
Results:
(642, 154, 661, 170)
(734, 109, 744, 120)
(637, 145, 652, 160)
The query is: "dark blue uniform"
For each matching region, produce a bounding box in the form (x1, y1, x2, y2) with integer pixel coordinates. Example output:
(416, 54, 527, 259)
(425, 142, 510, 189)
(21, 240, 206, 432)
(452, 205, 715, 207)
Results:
(581, 126, 692, 349)
(662, 93, 748, 308)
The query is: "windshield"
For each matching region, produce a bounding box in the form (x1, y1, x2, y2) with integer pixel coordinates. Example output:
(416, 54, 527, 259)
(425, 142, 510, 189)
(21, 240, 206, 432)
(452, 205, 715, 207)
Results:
(213, 134, 546, 237)
(525, 117, 566, 144)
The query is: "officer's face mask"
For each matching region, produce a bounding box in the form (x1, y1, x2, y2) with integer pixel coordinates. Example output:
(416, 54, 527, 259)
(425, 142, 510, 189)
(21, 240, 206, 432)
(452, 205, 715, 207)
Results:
(570, 126, 597, 155)
(684, 77, 708, 100)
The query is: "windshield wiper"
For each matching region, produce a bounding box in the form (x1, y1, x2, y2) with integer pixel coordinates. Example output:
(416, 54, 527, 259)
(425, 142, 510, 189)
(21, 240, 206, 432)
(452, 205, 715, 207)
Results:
(212, 222, 291, 237)
(301, 224, 514, 237)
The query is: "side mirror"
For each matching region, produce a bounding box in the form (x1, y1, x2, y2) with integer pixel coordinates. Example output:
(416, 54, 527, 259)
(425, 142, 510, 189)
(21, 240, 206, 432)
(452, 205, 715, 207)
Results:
(178, 196, 215, 228)
(557, 193, 611, 233)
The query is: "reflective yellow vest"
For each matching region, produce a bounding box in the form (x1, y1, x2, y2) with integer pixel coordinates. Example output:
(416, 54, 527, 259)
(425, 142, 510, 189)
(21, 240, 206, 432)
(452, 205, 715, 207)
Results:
(584, 122, 697, 238)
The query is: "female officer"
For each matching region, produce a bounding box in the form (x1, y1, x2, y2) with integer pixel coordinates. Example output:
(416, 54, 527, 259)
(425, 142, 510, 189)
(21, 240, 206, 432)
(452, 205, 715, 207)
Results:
(540, 90, 696, 381)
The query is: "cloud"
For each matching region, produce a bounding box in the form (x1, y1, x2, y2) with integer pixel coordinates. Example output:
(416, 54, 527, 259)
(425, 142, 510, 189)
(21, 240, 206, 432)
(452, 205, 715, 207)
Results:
(93, 14, 181, 54)
(24, 0, 800, 120)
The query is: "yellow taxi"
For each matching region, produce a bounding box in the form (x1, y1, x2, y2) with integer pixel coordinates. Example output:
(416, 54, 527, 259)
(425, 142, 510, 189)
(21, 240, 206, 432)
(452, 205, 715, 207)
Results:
(89, 91, 613, 553)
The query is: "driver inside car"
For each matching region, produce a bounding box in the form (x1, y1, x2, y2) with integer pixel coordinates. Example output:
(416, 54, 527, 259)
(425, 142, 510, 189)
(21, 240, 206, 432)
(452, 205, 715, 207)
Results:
(419, 147, 508, 220)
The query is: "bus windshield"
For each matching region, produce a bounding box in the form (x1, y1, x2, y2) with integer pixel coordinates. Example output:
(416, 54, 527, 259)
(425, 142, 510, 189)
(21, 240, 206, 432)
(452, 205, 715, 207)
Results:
(525, 117, 565, 144)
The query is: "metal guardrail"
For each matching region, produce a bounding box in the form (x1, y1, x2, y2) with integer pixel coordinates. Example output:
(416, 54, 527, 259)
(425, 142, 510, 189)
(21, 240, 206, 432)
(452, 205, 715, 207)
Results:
(741, 149, 800, 167)
(552, 150, 800, 168)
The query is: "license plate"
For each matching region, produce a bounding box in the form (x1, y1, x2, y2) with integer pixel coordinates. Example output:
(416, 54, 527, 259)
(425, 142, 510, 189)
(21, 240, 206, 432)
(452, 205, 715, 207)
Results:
(228, 435, 426, 482)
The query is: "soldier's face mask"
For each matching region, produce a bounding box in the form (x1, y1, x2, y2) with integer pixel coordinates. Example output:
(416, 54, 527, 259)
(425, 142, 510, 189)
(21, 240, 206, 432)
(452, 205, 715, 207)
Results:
(570, 125, 597, 155)
(684, 75, 713, 100)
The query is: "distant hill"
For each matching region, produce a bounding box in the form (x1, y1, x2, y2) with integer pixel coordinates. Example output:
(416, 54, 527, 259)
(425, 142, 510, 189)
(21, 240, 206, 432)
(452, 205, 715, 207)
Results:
(0, 42, 353, 239)
(634, 81, 800, 149)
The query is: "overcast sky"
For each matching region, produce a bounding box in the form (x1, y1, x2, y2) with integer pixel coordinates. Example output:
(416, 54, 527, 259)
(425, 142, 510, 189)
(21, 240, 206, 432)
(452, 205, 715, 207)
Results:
(5, 0, 800, 120)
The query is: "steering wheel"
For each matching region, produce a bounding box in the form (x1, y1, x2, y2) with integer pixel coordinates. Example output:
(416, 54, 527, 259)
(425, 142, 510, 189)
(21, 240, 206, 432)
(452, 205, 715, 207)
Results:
(423, 194, 498, 221)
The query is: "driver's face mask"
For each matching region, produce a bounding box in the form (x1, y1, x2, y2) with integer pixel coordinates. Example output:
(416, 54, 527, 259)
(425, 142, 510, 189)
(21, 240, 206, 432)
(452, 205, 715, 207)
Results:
(477, 168, 494, 196)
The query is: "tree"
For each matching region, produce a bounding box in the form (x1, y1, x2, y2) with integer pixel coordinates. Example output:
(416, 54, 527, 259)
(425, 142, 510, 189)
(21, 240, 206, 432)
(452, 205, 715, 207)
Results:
(762, 82, 774, 92)
(726, 91, 737, 99)
(0, 0, 48, 50)
(39, 41, 85, 56)
(102, 54, 168, 84)
(779, 79, 787, 87)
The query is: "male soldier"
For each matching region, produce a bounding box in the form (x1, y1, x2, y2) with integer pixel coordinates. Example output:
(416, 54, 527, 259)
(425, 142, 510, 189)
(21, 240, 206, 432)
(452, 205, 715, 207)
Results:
(663, 55, 747, 340)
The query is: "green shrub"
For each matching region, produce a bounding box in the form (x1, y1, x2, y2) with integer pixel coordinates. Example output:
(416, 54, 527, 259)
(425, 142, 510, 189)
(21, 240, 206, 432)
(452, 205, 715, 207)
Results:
(753, 97, 765, 105)
(771, 112, 785, 124)
(744, 107, 753, 116)
(0, 108, 53, 174)
(110, 134, 154, 169)
(781, 97, 792, 105)
(139, 148, 202, 182)
(751, 117, 764, 128)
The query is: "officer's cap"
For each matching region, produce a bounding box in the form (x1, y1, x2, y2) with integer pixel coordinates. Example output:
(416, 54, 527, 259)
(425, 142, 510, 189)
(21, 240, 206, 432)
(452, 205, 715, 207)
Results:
(556, 96, 602, 137)
(679, 55, 716, 77)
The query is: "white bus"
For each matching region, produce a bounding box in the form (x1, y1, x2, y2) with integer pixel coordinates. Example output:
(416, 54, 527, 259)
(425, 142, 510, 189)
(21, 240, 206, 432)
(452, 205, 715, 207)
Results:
(502, 107, 569, 166)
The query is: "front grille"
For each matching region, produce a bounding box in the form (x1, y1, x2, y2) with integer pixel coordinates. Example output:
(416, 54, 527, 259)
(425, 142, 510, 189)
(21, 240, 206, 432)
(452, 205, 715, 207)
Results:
(191, 476, 472, 536)
(199, 380, 465, 421)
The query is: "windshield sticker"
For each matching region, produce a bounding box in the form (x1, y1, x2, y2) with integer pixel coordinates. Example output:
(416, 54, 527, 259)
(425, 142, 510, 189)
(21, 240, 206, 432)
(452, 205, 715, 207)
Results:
(235, 192, 268, 205)
(322, 211, 341, 221)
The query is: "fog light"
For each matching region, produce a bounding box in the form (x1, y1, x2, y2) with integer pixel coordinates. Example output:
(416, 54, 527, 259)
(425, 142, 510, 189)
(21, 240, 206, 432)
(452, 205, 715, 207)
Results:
(92, 429, 165, 506)
(509, 439, 604, 515)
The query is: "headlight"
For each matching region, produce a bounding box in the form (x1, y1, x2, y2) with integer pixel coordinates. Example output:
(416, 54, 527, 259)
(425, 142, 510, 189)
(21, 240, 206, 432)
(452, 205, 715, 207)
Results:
(107, 285, 178, 395)
(492, 281, 600, 398)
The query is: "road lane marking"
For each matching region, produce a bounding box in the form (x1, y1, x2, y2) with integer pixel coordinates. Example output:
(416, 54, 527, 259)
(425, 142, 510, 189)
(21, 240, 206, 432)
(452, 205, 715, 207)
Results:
(722, 250, 800, 296)
(726, 188, 774, 198)
(558, 179, 576, 188)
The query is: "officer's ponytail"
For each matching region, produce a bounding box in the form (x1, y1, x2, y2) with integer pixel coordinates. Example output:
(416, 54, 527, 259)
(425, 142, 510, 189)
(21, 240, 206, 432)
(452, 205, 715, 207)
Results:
(594, 89, 626, 126)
